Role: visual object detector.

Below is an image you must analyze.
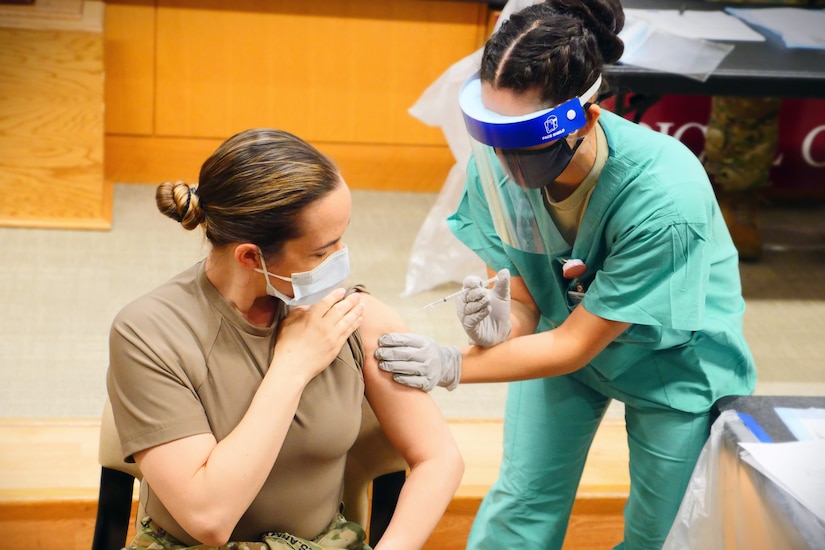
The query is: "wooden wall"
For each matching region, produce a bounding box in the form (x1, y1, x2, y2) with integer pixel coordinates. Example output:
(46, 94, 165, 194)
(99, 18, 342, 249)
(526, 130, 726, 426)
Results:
(0, 1, 108, 229)
(104, 0, 490, 191)
(0, 0, 488, 229)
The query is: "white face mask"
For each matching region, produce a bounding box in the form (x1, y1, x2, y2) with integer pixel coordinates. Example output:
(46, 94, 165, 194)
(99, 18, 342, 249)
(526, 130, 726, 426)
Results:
(256, 245, 350, 307)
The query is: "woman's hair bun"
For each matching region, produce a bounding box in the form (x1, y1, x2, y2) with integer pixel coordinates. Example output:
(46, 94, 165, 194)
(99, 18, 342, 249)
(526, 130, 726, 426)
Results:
(156, 180, 203, 230)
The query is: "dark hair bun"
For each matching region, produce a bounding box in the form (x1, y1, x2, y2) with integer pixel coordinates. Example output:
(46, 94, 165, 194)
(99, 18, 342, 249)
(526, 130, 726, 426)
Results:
(547, 0, 625, 64)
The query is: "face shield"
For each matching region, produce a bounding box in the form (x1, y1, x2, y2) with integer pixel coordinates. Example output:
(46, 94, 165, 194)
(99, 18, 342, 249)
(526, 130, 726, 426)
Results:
(458, 74, 601, 253)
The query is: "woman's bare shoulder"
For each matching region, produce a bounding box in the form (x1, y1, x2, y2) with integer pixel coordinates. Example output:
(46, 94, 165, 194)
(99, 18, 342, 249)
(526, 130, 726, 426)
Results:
(356, 292, 408, 348)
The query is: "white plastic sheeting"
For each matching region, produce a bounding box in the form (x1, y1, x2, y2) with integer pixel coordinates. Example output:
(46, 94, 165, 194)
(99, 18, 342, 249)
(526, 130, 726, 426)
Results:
(402, 0, 541, 297)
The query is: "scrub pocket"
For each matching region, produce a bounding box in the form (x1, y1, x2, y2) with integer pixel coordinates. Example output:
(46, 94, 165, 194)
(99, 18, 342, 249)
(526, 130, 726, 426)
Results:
(566, 290, 585, 311)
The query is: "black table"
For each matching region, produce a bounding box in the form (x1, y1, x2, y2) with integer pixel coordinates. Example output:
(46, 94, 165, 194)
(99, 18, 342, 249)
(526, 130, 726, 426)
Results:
(712, 395, 825, 440)
(607, 0, 825, 100)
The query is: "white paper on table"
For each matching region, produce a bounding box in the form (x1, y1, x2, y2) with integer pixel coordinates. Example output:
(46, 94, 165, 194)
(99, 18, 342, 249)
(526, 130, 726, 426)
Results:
(619, 14, 734, 81)
(775, 407, 825, 441)
(624, 8, 765, 41)
(727, 7, 825, 49)
(739, 439, 825, 523)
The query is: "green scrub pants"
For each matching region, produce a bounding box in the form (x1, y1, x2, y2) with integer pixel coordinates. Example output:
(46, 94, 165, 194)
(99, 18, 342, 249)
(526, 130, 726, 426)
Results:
(466, 374, 711, 549)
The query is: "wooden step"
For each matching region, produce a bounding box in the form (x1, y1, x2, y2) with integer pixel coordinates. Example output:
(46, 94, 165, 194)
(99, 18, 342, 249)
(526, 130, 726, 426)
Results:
(425, 418, 629, 549)
(0, 417, 629, 549)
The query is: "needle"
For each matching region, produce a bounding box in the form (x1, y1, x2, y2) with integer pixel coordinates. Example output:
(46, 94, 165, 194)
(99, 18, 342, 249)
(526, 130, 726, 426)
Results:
(421, 276, 497, 310)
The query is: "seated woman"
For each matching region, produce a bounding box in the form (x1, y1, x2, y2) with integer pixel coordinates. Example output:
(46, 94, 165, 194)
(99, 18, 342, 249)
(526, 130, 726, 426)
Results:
(107, 128, 464, 550)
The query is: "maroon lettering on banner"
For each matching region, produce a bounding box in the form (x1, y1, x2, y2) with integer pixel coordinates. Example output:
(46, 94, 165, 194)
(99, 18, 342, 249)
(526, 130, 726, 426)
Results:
(603, 95, 825, 194)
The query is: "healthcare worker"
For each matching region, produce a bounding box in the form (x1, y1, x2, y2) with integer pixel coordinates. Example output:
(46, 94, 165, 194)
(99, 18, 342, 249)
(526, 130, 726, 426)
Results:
(375, 0, 757, 548)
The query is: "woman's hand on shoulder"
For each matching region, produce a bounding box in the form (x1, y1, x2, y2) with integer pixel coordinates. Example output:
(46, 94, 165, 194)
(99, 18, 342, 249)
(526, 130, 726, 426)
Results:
(270, 288, 364, 385)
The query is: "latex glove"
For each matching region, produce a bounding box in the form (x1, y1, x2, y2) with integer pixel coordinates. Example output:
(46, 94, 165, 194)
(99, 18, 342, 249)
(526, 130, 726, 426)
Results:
(374, 333, 462, 392)
(456, 268, 511, 348)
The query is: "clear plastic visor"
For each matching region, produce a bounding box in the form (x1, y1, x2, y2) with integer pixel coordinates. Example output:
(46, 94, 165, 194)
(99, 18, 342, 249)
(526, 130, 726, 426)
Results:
(469, 137, 553, 254)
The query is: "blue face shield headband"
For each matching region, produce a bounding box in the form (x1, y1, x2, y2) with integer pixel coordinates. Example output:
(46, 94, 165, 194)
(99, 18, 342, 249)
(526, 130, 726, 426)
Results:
(459, 74, 602, 189)
(459, 74, 602, 149)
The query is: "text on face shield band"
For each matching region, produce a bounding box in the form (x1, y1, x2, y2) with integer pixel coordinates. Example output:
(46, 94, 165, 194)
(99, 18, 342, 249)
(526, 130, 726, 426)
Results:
(458, 74, 603, 150)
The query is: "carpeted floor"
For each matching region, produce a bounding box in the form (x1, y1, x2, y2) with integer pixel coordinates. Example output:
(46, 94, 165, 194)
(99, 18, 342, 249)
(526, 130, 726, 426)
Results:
(1, 184, 823, 419)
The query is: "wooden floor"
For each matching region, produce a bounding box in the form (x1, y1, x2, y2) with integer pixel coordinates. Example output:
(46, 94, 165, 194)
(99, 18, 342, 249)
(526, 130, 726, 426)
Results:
(0, 418, 629, 549)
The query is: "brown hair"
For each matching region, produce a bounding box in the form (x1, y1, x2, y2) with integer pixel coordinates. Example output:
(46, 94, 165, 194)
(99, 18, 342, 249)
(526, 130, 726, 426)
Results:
(480, 0, 624, 107)
(156, 128, 342, 258)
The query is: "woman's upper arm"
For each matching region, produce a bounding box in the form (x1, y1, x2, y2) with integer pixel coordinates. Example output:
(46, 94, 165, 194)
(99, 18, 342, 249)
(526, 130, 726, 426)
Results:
(134, 432, 217, 506)
(357, 294, 459, 466)
(555, 304, 632, 367)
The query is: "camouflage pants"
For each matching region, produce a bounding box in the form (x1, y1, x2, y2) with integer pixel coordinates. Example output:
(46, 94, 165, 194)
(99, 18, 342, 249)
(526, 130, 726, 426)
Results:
(127, 512, 372, 550)
(703, 96, 781, 192)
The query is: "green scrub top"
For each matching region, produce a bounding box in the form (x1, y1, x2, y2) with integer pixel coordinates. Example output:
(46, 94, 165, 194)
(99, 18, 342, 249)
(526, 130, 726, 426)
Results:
(448, 110, 756, 414)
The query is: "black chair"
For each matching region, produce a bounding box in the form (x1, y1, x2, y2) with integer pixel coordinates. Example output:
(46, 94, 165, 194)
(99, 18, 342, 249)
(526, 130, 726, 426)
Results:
(92, 399, 408, 550)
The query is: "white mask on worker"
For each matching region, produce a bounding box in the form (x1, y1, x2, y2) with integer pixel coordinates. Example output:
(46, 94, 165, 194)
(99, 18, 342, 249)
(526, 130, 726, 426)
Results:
(255, 246, 350, 307)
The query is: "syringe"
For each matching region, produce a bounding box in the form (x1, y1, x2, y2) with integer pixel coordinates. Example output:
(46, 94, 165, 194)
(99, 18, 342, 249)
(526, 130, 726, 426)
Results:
(421, 276, 497, 310)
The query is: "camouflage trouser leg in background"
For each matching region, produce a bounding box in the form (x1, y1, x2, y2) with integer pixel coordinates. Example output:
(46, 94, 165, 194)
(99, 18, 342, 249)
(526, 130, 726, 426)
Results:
(703, 96, 781, 192)
(701, 0, 822, 260)
(128, 513, 371, 550)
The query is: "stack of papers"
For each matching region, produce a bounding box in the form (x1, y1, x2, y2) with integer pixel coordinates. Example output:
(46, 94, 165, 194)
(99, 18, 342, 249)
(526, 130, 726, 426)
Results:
(738, 406, 825, 524)
(739, 439, 825, 523)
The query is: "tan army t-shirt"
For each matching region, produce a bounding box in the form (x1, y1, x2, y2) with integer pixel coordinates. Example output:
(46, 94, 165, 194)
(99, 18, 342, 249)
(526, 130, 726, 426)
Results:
(107, 260, 365, 545)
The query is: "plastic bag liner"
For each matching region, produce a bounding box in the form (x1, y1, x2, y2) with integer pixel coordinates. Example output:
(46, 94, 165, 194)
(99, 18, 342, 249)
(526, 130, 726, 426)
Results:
(618, 15, 734, 82)
(402, 51, 484, 298)
(663, 410, 824, 549)
(402, 0, 541, 297)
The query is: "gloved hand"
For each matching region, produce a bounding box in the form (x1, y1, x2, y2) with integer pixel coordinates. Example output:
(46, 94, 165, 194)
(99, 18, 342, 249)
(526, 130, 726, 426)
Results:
(456, 268, 511, 348)
(374, 333, 462, 392)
